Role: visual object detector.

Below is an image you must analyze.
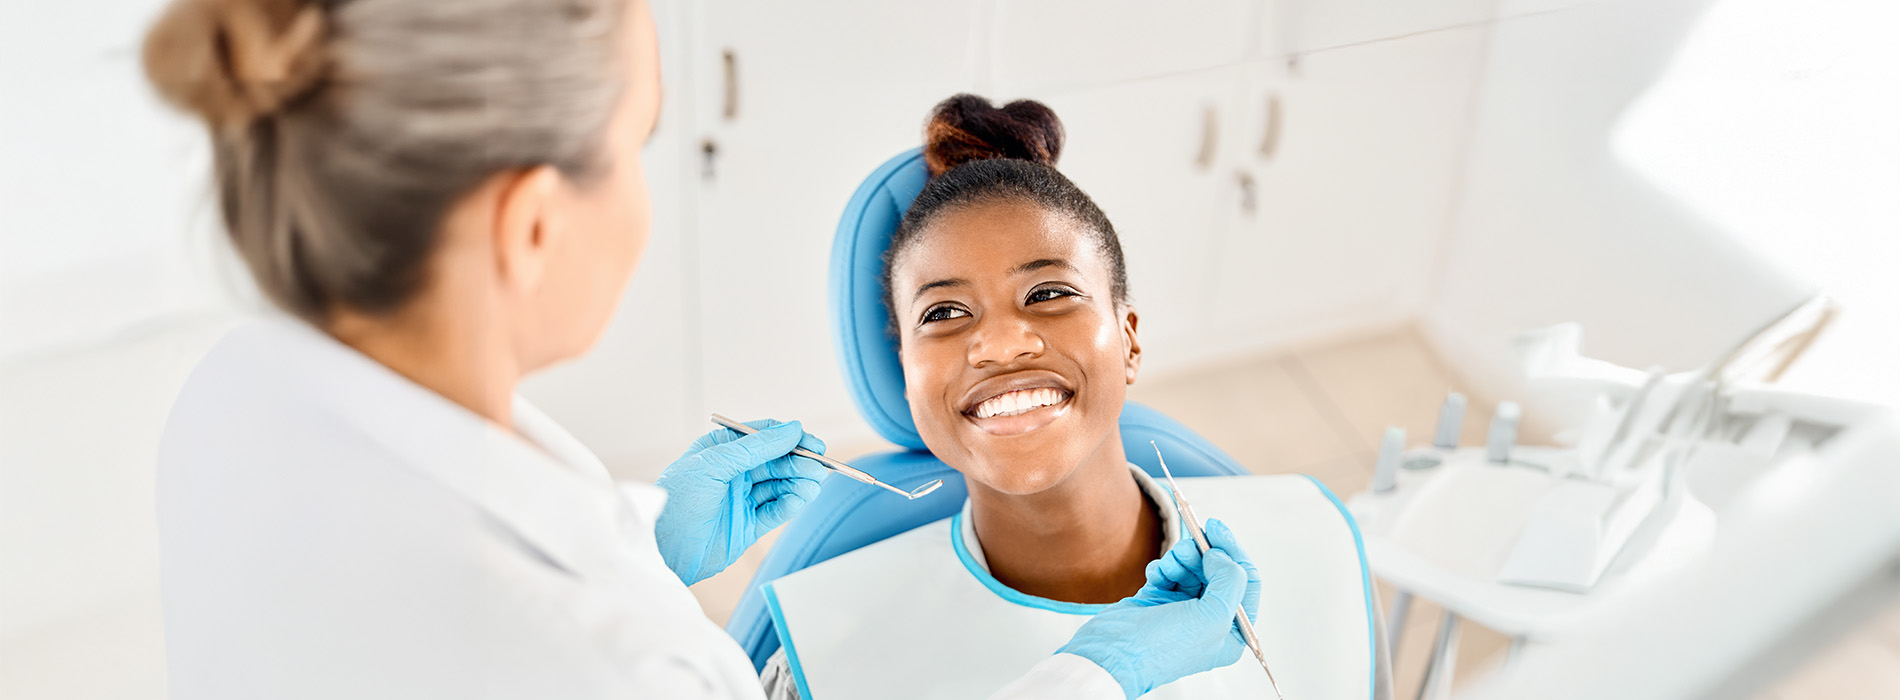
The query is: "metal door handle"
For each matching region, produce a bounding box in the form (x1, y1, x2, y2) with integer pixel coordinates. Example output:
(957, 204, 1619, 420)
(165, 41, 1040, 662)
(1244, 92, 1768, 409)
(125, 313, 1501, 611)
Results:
(722, 49, 739, 120)
(1259, 93, 1282, 160)
(1236, 171, 1257, 216)
(1195, 103, 1219, 170)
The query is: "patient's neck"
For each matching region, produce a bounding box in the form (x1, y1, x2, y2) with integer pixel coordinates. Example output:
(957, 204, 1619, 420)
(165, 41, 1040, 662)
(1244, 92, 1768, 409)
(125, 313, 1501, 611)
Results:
(967, 440, 1161, 604)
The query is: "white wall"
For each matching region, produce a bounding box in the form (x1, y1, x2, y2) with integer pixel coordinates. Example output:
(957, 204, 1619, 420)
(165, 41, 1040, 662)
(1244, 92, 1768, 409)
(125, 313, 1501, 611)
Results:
(1423, 0, 1815, 396)
(0, 319, 233, 697)
(0, 1, 245, 360)
(1609, 0, 1900, 405)
(0, 2, 241, 696)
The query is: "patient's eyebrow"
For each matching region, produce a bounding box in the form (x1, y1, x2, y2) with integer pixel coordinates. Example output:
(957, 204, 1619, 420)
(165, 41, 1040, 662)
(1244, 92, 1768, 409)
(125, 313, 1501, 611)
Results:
(912, 278, 968, 303)
(912, 260, 1076, 302)
(1011, 258, 1077, 275)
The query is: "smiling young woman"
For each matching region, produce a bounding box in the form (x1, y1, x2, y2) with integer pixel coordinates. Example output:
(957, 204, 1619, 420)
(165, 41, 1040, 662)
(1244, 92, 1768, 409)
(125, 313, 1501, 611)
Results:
(886, 97, 1157, 604)
(756, 95, 1392, 700)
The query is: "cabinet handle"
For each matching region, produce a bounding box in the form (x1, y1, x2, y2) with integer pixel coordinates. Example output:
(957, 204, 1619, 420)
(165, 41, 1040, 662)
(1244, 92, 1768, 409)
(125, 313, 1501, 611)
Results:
(1259, 93, 1282, 160)
(1195, 103, 1219, 170)
(722, 49, 739, 120)
(1236, 171, 1257, 217)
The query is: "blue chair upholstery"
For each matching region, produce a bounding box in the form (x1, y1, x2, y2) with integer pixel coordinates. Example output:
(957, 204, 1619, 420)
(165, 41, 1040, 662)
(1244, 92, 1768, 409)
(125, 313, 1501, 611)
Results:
(726, 149, 1248, 670)
(830, 148, 932, 450)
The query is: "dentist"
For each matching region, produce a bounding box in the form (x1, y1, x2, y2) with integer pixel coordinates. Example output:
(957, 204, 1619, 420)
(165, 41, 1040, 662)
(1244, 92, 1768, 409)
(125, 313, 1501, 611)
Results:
(143, 0, 1260, 698)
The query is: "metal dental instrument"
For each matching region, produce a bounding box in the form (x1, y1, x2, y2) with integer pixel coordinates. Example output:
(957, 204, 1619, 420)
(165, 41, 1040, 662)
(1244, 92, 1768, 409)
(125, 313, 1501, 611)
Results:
(710, 414, 943, 500)
(1152, 441, 1286, 700)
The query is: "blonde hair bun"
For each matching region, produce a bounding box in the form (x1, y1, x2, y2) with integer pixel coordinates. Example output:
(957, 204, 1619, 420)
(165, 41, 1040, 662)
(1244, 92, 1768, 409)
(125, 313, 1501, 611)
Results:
(138, 0, 624, 323)
(143, 0, 328, 128)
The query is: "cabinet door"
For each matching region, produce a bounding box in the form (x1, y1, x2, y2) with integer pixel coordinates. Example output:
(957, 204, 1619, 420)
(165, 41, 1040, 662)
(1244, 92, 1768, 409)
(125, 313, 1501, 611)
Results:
(990, 0, 1258, 94)
(1216, 26, 1488, 333)
(1029, 66, 1246, 370)
(689, 0, 983, 432)
(1266, 0, 1498, 55)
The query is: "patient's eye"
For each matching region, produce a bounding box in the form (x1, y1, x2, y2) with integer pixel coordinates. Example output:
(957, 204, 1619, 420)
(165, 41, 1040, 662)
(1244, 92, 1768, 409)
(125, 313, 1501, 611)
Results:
(1026, 285, 1081, 305)
(920, 304, 970, 325)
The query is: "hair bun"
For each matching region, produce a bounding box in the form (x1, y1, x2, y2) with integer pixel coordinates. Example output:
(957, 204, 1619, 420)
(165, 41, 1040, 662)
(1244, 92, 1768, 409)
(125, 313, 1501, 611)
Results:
(923, 94, 1064, 177)
(143, 0, 329, 128)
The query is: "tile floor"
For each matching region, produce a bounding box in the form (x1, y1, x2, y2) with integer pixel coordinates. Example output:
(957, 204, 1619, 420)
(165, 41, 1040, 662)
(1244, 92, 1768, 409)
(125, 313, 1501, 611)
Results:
(688, 326, 1898, 698)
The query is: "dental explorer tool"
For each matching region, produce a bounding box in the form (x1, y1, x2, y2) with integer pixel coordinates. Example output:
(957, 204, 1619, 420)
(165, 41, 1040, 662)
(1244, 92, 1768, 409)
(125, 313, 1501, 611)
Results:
(1151, 442, 1286, 700)
(709, 415, 943, 500)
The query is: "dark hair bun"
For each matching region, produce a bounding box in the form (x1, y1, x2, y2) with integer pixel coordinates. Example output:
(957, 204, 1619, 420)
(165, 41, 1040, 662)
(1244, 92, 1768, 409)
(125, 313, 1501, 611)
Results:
(923, 94, 1064, 177)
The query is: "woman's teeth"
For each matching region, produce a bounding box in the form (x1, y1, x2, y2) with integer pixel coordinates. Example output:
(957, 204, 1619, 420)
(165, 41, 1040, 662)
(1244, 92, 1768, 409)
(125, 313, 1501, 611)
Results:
(970, 388, 1069, 419)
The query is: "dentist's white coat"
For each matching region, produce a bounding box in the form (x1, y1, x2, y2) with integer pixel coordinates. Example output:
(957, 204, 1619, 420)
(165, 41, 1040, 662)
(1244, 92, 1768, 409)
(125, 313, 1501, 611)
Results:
(156, 318, 1121, 700)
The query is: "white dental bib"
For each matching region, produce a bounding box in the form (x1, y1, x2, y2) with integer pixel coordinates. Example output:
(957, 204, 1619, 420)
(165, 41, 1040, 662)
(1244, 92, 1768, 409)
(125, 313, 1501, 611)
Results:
(763, 471, 1375, 700)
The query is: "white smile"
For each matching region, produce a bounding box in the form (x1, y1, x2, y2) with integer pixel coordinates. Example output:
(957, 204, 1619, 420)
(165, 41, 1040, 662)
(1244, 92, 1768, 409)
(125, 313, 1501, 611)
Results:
(968, 387, 1072, 419)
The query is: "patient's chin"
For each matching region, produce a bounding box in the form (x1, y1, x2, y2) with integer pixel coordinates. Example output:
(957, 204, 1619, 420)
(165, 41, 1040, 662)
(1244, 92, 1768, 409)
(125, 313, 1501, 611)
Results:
(967, 459, 1076, 496)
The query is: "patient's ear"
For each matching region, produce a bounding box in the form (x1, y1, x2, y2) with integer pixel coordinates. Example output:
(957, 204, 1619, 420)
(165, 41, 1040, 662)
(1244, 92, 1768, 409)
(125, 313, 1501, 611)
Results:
(1120, 305, 1141, 384)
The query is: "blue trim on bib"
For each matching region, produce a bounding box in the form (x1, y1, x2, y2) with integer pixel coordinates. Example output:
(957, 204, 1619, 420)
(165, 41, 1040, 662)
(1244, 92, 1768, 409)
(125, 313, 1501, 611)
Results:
(1301, 474, 1378, 700)
(949, 511, 1112, 616)
(762, 583, 816, 700)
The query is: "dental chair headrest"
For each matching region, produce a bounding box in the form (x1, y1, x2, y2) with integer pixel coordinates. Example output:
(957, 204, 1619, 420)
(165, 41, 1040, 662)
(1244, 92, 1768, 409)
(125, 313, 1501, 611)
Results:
(830, 148, 931, 449)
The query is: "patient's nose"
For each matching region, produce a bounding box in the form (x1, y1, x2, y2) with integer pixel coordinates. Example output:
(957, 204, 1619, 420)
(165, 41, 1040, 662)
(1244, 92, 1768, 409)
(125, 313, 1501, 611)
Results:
(967, 316, 1045, 367)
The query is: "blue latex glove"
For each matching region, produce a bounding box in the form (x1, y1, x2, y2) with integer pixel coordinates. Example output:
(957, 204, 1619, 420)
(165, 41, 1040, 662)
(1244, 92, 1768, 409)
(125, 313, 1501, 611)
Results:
(653, 419, 827, 586)
(1057, 518, 1263, 699)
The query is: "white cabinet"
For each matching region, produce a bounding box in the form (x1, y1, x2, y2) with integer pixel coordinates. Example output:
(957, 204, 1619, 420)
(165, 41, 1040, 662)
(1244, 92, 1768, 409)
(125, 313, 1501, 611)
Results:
(1215, 26, 1489, 332)
(688, 0, 985, 432)
(663, 0, 1498, 437)
(1267, 0, 1500, 54)
(990, 0, 1257, 94)
(1026, 66, 1248, 367)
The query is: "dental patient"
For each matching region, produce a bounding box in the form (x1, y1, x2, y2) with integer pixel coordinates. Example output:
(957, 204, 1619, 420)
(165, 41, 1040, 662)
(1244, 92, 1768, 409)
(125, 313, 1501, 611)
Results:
(760, 95, 1391, 700)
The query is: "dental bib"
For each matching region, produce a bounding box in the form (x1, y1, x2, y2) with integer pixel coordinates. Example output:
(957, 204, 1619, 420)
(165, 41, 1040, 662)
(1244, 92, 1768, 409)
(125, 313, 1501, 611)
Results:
(763, 473, 1375, 700)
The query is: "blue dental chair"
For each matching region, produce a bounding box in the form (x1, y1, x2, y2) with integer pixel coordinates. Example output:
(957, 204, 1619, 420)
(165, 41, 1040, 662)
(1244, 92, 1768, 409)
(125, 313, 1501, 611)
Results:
(725, 148, 1249, 670)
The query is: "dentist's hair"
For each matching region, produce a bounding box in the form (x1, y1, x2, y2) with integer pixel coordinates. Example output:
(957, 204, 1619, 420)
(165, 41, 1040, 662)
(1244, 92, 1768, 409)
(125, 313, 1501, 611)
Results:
(885, 94, 1129, 332)
(142, 0, 626, 324)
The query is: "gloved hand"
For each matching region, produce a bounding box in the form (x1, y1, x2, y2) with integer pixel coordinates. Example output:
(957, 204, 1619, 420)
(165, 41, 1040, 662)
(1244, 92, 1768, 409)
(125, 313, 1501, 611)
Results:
(654, 419, 828, 586)
(1057, 518, 1262, 699)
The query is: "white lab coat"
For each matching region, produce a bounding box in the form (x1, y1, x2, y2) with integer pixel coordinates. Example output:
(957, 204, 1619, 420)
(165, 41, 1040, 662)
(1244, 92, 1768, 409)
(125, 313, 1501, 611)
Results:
(155, 318, 1122, 700)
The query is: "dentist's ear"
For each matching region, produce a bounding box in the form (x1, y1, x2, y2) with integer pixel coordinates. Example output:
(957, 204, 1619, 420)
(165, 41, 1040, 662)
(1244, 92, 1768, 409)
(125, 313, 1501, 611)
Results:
(491, 165, 564, 295)
(1121, 305, 1142, 385)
